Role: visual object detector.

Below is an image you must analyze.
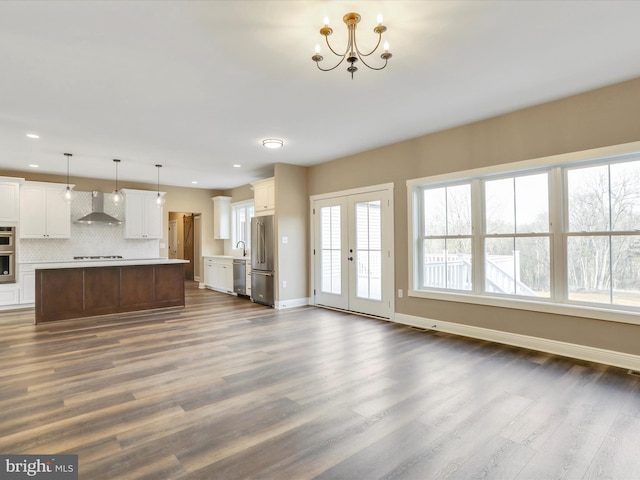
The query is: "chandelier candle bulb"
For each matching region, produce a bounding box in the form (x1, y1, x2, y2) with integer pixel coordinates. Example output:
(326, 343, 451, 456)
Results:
(377, 13, 383, 25)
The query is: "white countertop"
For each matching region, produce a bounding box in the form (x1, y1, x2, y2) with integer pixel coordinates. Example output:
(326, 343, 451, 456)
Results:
(28, 258, 189, 270)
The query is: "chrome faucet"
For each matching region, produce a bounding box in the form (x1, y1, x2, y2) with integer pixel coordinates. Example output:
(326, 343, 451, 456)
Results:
(235, 240, 247, 257)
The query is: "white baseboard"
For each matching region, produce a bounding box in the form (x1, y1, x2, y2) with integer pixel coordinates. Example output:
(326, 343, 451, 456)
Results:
(275, 297, 309, 309)
(394, 313, 640, 371)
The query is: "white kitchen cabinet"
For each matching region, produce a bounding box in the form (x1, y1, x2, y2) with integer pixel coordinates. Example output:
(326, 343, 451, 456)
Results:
(0, 177, 23, 223)
(122, 189, 164, 239)
(212, 196, 231, 239)
(203, 256, 234, 294)
(0, 284, 19, 306)
(252, 177, 275, 216)
(19, 264, 35, 304)
(20, 182, 72, 238)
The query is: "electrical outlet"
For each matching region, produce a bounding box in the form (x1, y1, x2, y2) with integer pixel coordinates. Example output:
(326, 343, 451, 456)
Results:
(282, 280, 287, 288)
(398, 289, 403, 298)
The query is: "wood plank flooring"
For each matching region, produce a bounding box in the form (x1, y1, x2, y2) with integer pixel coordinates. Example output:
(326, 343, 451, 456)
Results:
(1, 282, 639, 479)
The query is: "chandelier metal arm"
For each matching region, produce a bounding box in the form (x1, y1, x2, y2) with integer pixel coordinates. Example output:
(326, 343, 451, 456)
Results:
(354, 32, 383, 58)
(314, 54, 348, 72)
(324, 34, 348, 58)
(354, 54, 390, 71)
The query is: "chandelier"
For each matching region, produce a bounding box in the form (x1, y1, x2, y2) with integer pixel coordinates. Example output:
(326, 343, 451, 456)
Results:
(312, 12, 392, 79)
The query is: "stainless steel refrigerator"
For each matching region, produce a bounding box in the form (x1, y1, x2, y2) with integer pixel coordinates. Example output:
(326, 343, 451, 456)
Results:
(251, 215, 275, 307)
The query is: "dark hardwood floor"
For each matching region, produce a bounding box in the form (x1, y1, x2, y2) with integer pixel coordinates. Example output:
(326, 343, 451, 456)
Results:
(1, 282, 639, 479)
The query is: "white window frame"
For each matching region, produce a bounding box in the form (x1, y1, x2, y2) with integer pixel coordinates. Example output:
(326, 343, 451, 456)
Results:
(231, 200, 254, 253)
(407, 141, 640, 326)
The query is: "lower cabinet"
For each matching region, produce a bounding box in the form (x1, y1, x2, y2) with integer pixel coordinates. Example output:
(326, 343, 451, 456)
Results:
(0, 284, 19, 306)
(204, 257, 234, 294)
(20, 264, 35, 304)
(35, 263, 185, 323)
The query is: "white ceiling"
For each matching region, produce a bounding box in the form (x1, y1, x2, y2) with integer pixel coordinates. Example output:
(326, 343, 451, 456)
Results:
(2, 0, 640, 190)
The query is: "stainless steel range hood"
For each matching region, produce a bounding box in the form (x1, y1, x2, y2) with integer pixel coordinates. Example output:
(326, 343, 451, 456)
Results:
(75, 191, 122, 225)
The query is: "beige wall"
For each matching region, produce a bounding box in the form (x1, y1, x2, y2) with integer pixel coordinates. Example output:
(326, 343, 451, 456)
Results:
(274, 163, 309, 304)
(308, 76, 640, 356)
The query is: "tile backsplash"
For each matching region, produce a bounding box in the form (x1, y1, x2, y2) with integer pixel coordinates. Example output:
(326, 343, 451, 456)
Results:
(19, 191, 160, 262)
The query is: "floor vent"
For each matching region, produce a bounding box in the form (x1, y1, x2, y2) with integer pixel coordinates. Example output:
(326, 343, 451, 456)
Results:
(628, 369, 640, 377)
(410, 326, 427, 331)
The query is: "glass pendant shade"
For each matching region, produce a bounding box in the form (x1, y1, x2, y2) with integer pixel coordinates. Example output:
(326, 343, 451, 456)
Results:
(61, 153, 75, 202)
(61, 185, 75, 202)
(111, 159, 123, 205)
(155, 164, 165, 207)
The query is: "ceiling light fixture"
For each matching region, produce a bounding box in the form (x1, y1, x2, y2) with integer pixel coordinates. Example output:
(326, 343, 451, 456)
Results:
(262, 139, 283, 149)
(61, 153, 75, 202)
(312, 12, 392, 79)
(155, 164, 165, 207)
(112, 159, 123, 205)
(26, 133, 40, 139)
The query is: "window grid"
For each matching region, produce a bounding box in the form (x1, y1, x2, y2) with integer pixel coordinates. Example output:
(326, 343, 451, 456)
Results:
(231, 201, 254, 249)
(413, 154, 640, 313)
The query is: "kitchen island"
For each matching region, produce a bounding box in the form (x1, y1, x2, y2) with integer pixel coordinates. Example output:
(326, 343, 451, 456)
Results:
(33, 258, 189, 324)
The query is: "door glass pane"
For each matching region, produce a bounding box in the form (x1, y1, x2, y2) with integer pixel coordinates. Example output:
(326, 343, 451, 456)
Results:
(355, 200, 382, 300)
(320, 205, 341, 294)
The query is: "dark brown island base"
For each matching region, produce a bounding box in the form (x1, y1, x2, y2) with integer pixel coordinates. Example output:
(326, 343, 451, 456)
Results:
(34, 259, 189, 324)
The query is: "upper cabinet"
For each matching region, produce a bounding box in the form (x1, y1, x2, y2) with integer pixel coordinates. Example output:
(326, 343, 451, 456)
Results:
(20, 182, 72, 238)
(212, 196, 231, 240)
(122, 189, 164, 239)
(0, 177, 23, 223)
(252, 177, 275, 216)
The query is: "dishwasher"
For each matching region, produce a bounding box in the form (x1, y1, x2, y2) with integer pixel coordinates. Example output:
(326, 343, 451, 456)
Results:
(232, 259, 247, 296)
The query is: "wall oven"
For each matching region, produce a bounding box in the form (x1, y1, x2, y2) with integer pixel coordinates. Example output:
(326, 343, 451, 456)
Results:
(0, 227, 16, 283)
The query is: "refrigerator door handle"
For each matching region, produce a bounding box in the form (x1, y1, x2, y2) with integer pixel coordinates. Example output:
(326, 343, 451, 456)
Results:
(259, 221, 266, 265)
(252, 271, 273, 277)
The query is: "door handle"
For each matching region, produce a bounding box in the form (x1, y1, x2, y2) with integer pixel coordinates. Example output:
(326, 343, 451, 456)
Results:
(253, 271, 273, 277)
(348, 256, 353, 261)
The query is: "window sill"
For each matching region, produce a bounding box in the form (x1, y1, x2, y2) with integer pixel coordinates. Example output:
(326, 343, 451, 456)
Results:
(408, 289, 640, 326)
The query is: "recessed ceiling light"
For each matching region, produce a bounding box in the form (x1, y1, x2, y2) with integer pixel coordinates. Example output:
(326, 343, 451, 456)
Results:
(262, 138, 283, 149)
(28, 164, 39, 168)
(233, 164, 241, 168)
(191, 181, 198, 184)
(26, 133, 40, 139)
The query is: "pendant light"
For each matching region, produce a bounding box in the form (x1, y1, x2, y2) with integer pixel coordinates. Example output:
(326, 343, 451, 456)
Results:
(155, 164, 165, 207)
(111, 159, 123, 205)
(61, 153, 75, 202)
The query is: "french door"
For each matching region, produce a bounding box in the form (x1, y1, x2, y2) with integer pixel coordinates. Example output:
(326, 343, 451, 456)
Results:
(313, 187, 393, 318)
